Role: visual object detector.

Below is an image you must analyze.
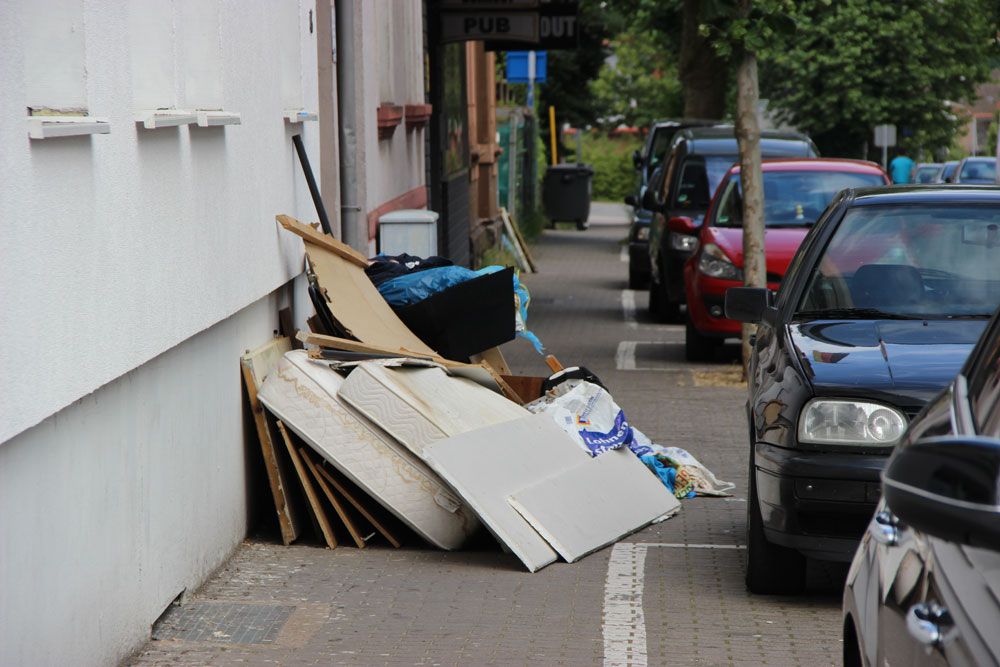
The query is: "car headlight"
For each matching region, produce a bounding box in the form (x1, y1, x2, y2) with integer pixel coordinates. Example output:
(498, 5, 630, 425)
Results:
(697, 243, 743, 281)
(669, 232, 698, 252)
(798, 399, 907, 446)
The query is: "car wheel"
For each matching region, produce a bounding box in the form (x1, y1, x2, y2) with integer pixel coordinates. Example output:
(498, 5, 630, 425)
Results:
(576, 219, 589, 230)
(628, 266, 648, 291)
(685, 313, 717, 362)
(648, 274, 664, 319)
(745, 454, 806, 594)
(842, 617, 863, 667)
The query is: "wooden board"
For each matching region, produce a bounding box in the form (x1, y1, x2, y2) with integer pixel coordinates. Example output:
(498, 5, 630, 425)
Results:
(470, 346, 512, 376)
(241, 336, 303, 545)
(299, 446, 368, 549)
(275, 420, 338, 549)
(500, 207, 537, 273)
(276, 214, 369, 267)
(315, 464, 402, 548)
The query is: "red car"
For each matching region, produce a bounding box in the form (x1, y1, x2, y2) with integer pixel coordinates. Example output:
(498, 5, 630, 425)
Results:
(681, 158, 890, 360)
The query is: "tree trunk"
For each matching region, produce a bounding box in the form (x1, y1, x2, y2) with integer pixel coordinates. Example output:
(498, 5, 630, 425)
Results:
(734, 28, 763, 373)
(679, 0, 728, 119)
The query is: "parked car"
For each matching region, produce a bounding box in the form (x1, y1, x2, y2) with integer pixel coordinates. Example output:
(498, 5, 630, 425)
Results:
(912, 162, 943, 183)
(725, 185, 1000, 594)
(644, 126, 818, 321)
(682, 158, 889, 361)
(624, 119, 717, 289)
(937, 160, 960, 183)
(842, 303, 1000, 667)
(953, 156, 997, 184)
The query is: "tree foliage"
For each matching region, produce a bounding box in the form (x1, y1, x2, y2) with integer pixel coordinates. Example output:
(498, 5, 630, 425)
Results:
(587, 29, 684, 130)
(760, 0, 999, 159)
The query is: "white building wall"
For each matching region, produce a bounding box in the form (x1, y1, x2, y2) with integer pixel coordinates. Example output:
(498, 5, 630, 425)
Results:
(0, 0, 321, 664)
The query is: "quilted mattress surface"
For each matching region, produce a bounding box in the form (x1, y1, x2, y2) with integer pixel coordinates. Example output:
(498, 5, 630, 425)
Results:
(257, 350, 479, 550)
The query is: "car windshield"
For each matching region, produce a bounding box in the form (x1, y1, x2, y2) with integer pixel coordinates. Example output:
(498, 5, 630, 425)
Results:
(646, 129, 676, 178)
(673, 156, 736, 209)
(712, 170, 886, 228)
(914, 166, 940, 183)
(960, 160, 996, 181)
(798, 204, 1000, 319)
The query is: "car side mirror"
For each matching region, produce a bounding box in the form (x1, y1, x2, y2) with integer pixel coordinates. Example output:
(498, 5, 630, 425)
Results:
(624, 194, 638, 207)
(725, 287, 776, 325)
(667, 216, 699, 235)
(641, 167, 665, 212)
(632, 149, 643, 170)
(883, 436, 1000, 550)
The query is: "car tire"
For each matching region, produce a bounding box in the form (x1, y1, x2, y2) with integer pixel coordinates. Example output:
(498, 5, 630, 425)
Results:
(628, 266, 648, 291)
(648, 274, 664, 319)
(685, 313, 717, 362)
(576, 219, 589, 231)
(745, 454, 807, 595)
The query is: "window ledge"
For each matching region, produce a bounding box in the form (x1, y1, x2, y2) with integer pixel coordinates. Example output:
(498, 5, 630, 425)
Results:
(284, 109, 318, 123)
(135, 109, 197, 129)
(27, 116, 110, 140)
(196, 110, 241, 127)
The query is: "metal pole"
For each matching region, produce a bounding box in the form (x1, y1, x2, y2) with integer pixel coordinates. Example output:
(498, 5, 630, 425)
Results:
(292, 134, 333, 236)
(549, 105, 557, 165)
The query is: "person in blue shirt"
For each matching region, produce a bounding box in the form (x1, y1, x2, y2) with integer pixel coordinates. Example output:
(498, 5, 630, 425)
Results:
(889, 152, 915, 184)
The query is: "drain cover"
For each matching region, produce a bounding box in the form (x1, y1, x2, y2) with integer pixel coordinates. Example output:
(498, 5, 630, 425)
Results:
(152, 603, 295, 645)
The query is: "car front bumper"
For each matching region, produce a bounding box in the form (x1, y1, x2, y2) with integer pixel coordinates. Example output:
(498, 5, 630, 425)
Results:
(754, 441, 891, 561)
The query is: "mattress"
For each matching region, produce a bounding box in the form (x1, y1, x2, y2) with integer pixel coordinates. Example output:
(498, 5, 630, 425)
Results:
(257, 350, 479, 550)
(337, 361, 529, 460)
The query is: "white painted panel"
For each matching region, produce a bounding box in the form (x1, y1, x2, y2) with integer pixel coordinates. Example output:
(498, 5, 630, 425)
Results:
(277, 0, 303, 109)
(23, 0, 87, 111)
(508, 448, 681, 563)
(337, 362, 528, 459)
(130, 0, 175, 110)
(178, 0, 222, 108)
(423, 414, 591, 572)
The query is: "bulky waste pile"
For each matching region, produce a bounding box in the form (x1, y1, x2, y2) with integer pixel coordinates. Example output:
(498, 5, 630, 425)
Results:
(240, 215, 733, 572)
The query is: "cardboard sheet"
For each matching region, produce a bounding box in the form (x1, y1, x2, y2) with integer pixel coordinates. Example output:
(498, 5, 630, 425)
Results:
(423, 414, 592, 572)
(337, 361, 529, 460)
(507, 448, 681, 563)
(276, 214, 436, 356)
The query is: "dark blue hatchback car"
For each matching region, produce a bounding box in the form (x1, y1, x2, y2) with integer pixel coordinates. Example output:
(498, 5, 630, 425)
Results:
(726, 185, 1000, 594)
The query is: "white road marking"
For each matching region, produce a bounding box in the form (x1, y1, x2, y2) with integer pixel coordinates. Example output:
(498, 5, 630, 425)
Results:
(602, 542, 744, 666)
(615, 341, 637, 370)
(621, 290, 638, 329)
(620, 245, 629, 263)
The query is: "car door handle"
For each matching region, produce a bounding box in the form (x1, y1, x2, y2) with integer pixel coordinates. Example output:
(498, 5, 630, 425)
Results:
(906, 602, 956, 646)
(870, 510, 899, 546)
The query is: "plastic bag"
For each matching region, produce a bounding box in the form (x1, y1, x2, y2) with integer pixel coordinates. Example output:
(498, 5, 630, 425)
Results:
(524, 380, 633, 457)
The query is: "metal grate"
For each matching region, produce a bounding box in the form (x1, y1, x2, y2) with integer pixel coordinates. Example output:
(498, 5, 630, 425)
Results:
(151, 602, 295, 645)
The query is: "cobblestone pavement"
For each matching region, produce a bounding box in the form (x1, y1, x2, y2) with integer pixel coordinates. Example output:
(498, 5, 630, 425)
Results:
(124, 203, 845, 666)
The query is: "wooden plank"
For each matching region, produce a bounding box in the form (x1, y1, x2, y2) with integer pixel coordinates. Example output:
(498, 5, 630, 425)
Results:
(470, 346, 512, 375)
(297, 330, 439, 359)
(276, 214, 369, 267)
(275, 420, 338, 549)
(500, 375, 546, 404)
(298, 447, 368, 549)
(241, 337, 302, 545)
(545, 354, 564, 373)
(315, 464, 403, 548)
(279, 307, 303, 350)
(500, 207, 537, 273)
(499, 208, 530, 273)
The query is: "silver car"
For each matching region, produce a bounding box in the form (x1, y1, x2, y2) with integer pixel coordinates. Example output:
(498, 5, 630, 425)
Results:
(842, 305, 1000, 666)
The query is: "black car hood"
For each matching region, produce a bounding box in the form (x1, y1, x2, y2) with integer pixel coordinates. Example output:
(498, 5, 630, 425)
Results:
(788, 319, 987, 405)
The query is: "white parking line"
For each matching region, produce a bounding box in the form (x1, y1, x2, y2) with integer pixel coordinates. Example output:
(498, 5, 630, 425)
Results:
(621, 290, 638, 329)
(620, 245, 629, 263)
(602, 542, 744, 667)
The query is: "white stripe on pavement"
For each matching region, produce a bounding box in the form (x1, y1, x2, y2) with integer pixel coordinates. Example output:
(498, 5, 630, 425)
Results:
(602, 543, 648, 667)
(615, 341, 637, 370)
(621, 290, 638, 329)
(602, 542, 744, 666)
(620, 245, 629, 263)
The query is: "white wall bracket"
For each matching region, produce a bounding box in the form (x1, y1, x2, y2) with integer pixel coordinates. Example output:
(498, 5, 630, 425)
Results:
(196, 110, 241, 127)
(27, 116, 110, 140)
(284, 109, 318, 123)
(135, 110, 197, 129)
